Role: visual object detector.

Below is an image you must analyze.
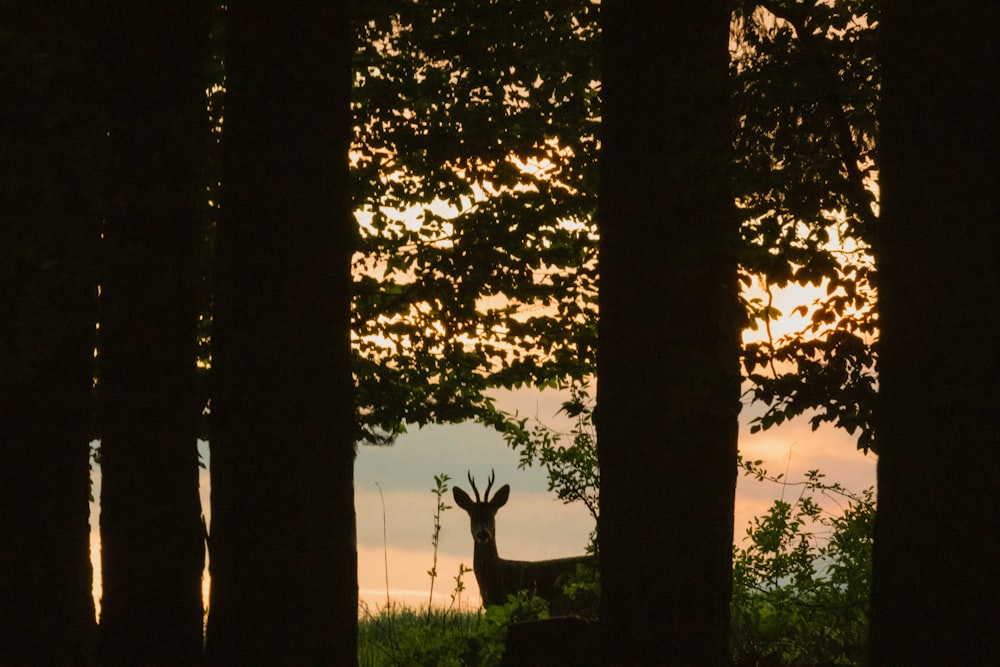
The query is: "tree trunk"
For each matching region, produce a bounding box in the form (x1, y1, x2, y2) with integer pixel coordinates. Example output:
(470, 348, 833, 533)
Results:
(870, 3, 1000, 664)
(596, 2, 740, 664)
(0, 11, 99, 662)
(204, 5, 358, 665)
(95, 5, 209, 664)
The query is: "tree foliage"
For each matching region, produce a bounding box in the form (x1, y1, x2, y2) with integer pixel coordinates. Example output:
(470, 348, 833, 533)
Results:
(352, 1, 600, 442)
(352, 1, 881, 454)
(732, 0, 880, 451)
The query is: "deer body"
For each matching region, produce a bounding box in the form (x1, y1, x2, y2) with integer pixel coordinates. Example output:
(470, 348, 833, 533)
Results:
(454, 472, 593, 608)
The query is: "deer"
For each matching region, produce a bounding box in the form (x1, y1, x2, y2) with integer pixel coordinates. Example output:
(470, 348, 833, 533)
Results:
(453, 470, 594, 610)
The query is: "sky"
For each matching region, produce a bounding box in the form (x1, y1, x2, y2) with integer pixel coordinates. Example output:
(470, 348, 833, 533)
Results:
(86, 387, 876, 615)
(348, 279, 878, 611)
(85, 279, 876, 614)
(353, 389, 877, 612)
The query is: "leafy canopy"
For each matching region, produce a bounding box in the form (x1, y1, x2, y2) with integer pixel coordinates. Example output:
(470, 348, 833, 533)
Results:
(352, 1, 600, 443)
(352, 0, 879, 450)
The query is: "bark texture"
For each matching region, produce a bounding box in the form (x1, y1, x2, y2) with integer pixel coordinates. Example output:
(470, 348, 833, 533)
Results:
(95, 5, 209, 664)
(0, 9, 99, 663)
(870, 2, 1000, 664)
(205, 5, 358, 665)
(597, 2, 741, 664)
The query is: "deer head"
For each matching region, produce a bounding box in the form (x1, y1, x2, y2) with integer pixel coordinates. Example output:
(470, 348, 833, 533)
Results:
(453, 469, 593, 609)
(453, 469, 510, 547)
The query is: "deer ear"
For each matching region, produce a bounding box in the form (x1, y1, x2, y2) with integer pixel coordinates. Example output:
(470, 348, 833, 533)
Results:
(490, 484, 510, 510)
(453, 486, 474, 511)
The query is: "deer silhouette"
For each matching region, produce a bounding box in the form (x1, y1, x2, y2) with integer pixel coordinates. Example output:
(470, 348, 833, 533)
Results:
(453, 470, 593, 608)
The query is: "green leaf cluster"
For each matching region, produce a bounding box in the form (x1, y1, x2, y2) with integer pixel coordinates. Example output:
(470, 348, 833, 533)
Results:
(731, 459, 874, 666)
(493, 383, 599, 550)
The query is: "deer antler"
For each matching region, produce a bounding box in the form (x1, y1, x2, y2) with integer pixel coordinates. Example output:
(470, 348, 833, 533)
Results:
(467, 469, 498, 503)
(468, 471, 481, 502)
(484, 468, 496, 501)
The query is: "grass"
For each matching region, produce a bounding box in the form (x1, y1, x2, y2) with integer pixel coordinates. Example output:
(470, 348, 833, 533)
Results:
(358, 597, 543, 667)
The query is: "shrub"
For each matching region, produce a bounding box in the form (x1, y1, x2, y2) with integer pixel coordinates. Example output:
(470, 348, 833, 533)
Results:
(731, 460, 875, 666)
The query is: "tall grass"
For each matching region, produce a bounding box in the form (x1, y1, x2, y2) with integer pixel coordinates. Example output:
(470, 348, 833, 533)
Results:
(358, 591, 554, 667)
(358, 602, 484, 667)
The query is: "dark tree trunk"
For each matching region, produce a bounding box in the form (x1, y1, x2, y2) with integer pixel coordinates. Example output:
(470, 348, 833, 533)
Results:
(870, 3, 1000, 664)
(204, 5, 358, 665)
(0, 11, 99, 662)
(596, 2, 740, 665)
(95, 5, 209, 664)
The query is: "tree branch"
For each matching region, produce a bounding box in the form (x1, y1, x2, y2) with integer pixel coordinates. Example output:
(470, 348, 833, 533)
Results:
(756, 0, 879, 242)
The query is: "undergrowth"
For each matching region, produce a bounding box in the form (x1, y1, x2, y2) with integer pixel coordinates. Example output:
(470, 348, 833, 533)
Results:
(731, 458, 874, 666)
(358, 592, 549, 667)
(362, 445, 874, 666)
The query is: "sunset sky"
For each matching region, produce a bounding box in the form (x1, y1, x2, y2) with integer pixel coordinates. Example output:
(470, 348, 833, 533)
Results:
(349, 279, 877, 611)
(352, 388, 877, 612)
(85, 390, 875, 615)
(86, 282, 876, 614)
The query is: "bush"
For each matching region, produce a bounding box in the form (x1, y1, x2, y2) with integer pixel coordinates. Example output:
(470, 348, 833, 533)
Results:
(731, 460, 875, 666)
(493, 386, 874, 664)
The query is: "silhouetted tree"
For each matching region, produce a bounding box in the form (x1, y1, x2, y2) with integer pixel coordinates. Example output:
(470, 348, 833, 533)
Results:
(733, 0, 880, 451)
(204, 4, 358, 665)
(869, 2, 1000, 664)
(596, 1, 741, 664)
(94, 4, 209, 663)
(0, 9, 98, 663)
(352, 1, 600, 441)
